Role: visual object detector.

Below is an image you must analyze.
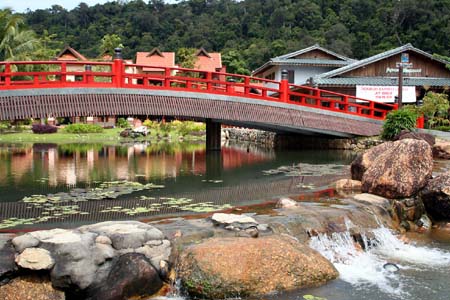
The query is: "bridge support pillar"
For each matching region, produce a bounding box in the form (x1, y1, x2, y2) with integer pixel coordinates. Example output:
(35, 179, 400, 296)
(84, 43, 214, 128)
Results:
(206, 119, 221, 151)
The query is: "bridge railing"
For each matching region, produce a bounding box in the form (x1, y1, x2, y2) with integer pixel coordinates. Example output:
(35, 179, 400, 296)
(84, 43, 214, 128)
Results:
(0, 59, 396, 120)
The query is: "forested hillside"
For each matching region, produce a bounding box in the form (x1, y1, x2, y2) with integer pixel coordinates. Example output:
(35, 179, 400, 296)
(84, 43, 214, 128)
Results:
(19, 0, 450, 71)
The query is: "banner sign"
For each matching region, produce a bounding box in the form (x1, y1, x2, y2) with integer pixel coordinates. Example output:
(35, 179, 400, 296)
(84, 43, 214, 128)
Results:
(356, 85, 416, 103)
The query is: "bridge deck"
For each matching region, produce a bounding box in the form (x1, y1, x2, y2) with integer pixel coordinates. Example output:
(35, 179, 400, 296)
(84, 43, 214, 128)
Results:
(0, 59, 396, 136)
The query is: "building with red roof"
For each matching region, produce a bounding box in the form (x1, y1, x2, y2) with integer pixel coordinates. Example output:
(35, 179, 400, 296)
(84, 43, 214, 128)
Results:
(135, 48, 176, 74)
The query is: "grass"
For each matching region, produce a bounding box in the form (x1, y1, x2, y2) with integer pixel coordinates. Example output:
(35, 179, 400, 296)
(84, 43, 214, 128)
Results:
(0, 127, 205, 144)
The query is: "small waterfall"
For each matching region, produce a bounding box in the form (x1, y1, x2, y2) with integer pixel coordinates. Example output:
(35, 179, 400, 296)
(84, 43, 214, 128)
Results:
(309, 225, 450, 298)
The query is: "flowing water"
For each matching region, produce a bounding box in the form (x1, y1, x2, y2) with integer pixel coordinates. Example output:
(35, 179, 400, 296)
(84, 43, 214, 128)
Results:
(1, 141, 450, 300)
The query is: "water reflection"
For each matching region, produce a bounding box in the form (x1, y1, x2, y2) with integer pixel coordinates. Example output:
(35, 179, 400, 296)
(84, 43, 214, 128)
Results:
(0, 142, 274, 195)
(0, 142, 354, 231)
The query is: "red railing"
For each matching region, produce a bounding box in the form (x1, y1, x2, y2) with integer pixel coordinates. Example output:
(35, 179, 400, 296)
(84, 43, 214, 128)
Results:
(0, 59, 397, 120)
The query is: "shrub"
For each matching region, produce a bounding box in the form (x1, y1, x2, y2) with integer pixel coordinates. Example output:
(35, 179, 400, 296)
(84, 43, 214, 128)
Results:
(31, 124, 58, 134)
(117, 118, 130, 128)
(143, 119, 159, 130)
(381, 109, 418, 140)
(63, 124, 103, 134)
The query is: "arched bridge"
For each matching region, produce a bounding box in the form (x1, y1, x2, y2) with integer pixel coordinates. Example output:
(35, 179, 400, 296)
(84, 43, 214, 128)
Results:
(0, 57, 396, 148)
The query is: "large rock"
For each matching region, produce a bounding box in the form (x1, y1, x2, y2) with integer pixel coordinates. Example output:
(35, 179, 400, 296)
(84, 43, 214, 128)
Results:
(353, 139, 433, 198)
(0, 274, 64, 300)
(420, 172, 450, 220)
(177, 236, 338, 299)
(351, 142, 393, 181)
(86, 253, 163, 300)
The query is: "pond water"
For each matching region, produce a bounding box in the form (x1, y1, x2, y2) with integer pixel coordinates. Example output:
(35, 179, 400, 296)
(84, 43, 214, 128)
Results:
(2, 141, 450, 300)
(0, 142, 352, 231)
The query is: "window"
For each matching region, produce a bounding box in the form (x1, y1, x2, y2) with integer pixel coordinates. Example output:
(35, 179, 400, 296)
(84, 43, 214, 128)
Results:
(288, 70, 295, 83)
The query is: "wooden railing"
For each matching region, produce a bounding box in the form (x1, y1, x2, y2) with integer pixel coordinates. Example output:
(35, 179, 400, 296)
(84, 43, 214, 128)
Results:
(0, 59, 398, 121)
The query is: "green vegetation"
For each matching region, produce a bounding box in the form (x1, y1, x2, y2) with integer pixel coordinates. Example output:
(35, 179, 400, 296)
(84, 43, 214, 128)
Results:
(117, 117, 130, 128)
(381, 109, 418, 140)
(0, 120, 206, 144)
(1, 0, 444, 72)
(64, 123, 104, 134)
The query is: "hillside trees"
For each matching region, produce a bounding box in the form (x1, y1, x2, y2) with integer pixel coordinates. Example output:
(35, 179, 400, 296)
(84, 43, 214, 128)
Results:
(9, 0, 450, 70)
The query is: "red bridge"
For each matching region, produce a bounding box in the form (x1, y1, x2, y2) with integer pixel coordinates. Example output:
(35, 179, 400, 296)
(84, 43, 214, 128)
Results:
(0, 53, 396, 149)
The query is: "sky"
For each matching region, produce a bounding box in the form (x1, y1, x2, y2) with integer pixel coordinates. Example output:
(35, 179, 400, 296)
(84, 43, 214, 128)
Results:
(2, 0, 177, 13)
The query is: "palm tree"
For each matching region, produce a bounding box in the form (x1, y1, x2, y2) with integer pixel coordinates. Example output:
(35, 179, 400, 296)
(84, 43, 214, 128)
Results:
(0, 9, 41, 61)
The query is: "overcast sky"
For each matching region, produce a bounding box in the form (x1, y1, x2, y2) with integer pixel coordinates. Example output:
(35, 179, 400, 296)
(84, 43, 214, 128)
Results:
(2, 0, 178, 13)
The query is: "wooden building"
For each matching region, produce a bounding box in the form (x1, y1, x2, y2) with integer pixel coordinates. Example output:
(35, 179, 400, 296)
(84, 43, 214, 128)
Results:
(314, 44, 450, 103)
(252, 44, 354, 85)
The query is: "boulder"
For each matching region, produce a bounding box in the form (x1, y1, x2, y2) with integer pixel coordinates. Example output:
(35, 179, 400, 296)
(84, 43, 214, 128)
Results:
(15, 248, 55, 270)
(177, 236, 338, 299)
(0, 274, 64, 300)
(433, 139, 450, 159)
(335, 179, 362, 191)
(354, 139, 433, 198)
(394, 130, 435, 147)
(86, 253, 163, 300)
(351, 142, 393, 181)
(420, 172, 450, 220)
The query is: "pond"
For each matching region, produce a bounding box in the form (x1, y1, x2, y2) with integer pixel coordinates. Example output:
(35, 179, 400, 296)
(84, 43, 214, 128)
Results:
(0, 142, 352, 231)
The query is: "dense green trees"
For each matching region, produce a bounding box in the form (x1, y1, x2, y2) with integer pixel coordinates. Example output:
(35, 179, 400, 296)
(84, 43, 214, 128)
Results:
(1, 0, 449, 72)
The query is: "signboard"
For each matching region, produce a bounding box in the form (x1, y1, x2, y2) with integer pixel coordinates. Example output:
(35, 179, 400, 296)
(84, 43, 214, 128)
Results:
(387, 67, 421, 73)
(401, 53, 409, 63)
(356, 85, 416, 103)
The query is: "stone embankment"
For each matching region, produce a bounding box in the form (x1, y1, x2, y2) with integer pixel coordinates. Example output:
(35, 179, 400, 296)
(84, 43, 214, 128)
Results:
(223, 127, 383, 150)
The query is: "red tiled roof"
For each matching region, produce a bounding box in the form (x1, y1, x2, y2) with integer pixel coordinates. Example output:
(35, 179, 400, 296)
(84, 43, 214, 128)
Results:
(55, 45, 87, 61)
(194, 48, 222, 72)
(136, 48, 175, 71)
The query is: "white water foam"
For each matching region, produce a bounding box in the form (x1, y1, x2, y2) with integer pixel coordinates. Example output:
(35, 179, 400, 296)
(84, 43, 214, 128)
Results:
(309, 225, 450, 298)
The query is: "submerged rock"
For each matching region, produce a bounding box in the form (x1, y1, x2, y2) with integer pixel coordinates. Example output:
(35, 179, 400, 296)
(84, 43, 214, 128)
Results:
(335, 179, 362, 192)
(276, 197, 298, 208)
(353, 139, 433, 198)
(0, 274, 65, 300)
(421, 172, 450, 220)
(177, 236, 338, 299)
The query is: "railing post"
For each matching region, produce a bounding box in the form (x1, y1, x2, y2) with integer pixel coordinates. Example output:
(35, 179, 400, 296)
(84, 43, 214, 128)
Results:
(369, 101, 375, 117)
(164, 67, 171, 88)
(61, 62, 67, 85)
(113, 48, 124, 87)
(342, 95, 349, 112)
(5, 63, 11, 86)
(206, 72, 212, 91)
(416, 115, 425, 129)
(280, 69, 289, 102)
(85, 64, 92, 84)
(244, 77, 250, 95)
